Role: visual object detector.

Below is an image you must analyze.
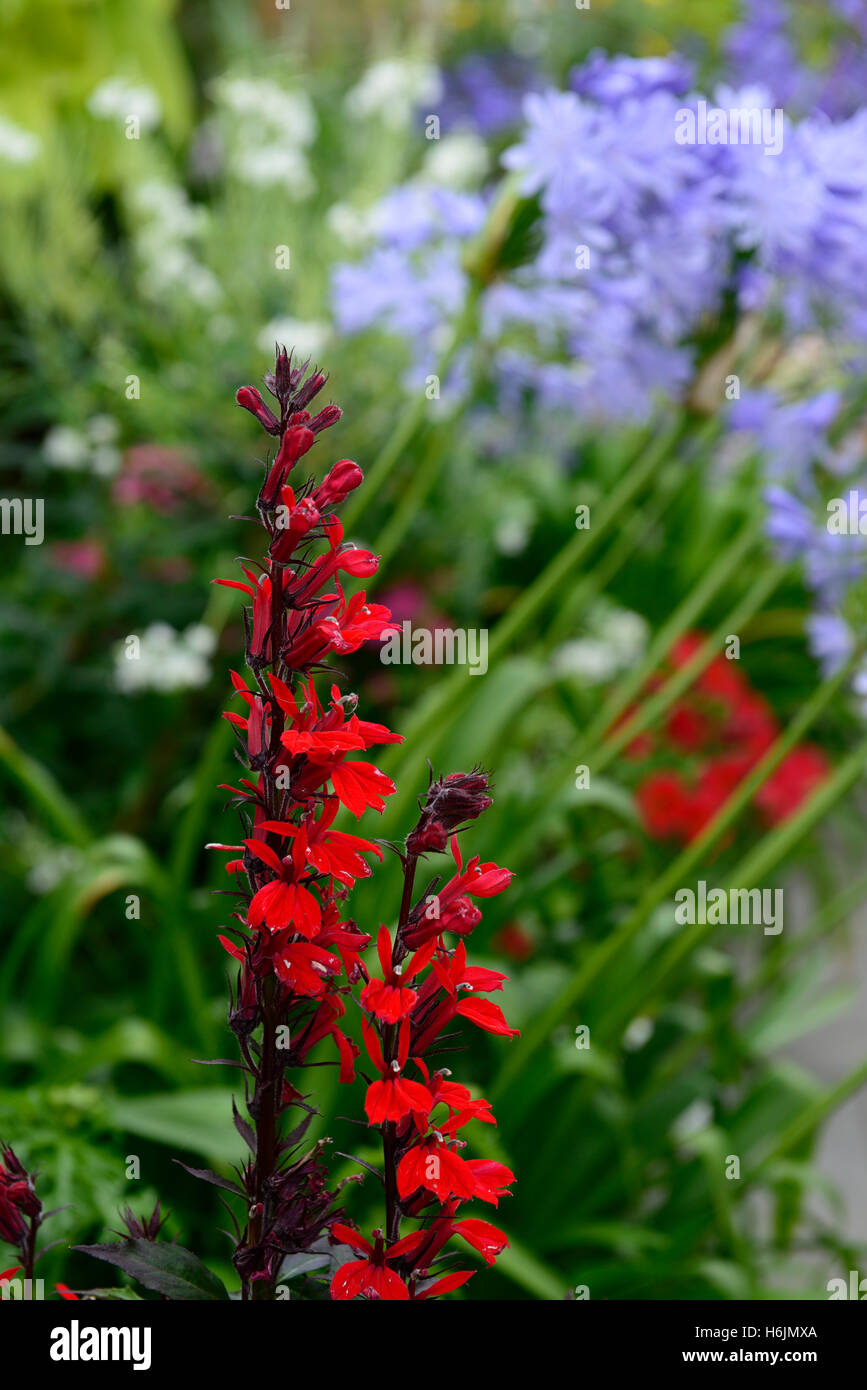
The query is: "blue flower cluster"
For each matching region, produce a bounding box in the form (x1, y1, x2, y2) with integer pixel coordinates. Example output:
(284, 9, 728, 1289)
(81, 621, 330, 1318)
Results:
(726, 0, 867, 121)
(331, 22, 867, 687)
(333, 40, 867, 419)
(730, 386, 867, 682)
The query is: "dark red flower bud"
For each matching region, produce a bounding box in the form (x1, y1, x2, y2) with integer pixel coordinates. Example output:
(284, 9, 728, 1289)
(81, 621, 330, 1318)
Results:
(269, 347, 293, 399)
(0, 1144, 40, 1247)
(264, 348, 329, 418)
(406, 770, 493, 856)
(120, 1199, 169, 1241)
(314, 460, 363, 509)
(292, 371, 327, 411)
(236, 386, 281, 435)
(0, 1189, 27, 1246)
(309, 405, 342, 435)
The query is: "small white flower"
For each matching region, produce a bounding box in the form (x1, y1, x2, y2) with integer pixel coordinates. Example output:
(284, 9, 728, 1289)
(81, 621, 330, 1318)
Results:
(671, 1098, 713, 1143)
(213, 77, 317, 146)
(345, 59, 442, 128)
(326, 201, 377, 248)
(43, 426, 89, 469)
(90, 445, 121, 478)
(0, 115, 41, 165)
(554, 638, 621, 683)
(87, 415, 120, 445)
(553, 605, 648, 684)
(604, 608, 649, 663)
(495, 517, 530, 556)
(185, 624, 218, 657)
(258, 318, 329, 360)
(114, 622, 215, 694)
(133, 180, 207, 240)
(623, 1017, 654, 1051)
(232, 144, 315, 196)
(88, 77, 161, 132)
(27, 846, 83, 895)
(424, 132, 489, 188)
(130, 181, 221, 307)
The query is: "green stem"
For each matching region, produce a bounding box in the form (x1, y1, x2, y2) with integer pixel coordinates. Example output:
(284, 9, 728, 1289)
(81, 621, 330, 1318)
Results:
(582, 514, 763, 750)
(592, 564, 786, 777)
(639, 868, 867, 1103)
(0, 725, 90, 847)
(379, 414, 689, 800)
(341, 289, 480, 534)
(749, 1054, 867, 1180)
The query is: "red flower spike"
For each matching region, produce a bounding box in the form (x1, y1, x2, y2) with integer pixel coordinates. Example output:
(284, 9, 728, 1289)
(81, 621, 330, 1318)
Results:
(171, 345, 517, 1300)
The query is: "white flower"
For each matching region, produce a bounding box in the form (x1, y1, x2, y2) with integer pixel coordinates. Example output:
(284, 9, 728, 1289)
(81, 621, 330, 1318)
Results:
(114, 623, 215, 694)
(326, 201, 377, 247)
(210, 77, 317, 194)
(604, 608, 649, 664)
(0, 115, 41, 165)
(88, 77, 161, 132)
(258, 318, 329, 360)
(495, 517, 531, 556)
(184, 624, 217, 657)
(232, 144, 315, 195)
(87, 415, 120, 446)
(178, 259, 222, 309)
(345, 59, 442, 128)
(212, 77, 317, 146)
(43, 426, 89, 470)
(623, 1017, 654, 1051)
(133, 181, 207, 240)
(424, 132, 489, 187)
(553, 604, 649, 684)
(43, 417, 121, 474)
(27, 846, 83, 895)
(130, 181, 221, 307)
(671, 1098, 713, 1143)
(554, 638, 622, 684)
(90, 446, 121, 478)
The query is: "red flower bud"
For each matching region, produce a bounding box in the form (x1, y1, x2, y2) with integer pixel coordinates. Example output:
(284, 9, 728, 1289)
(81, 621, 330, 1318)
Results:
(236, 386, 280, 435)
(260, 425, 316, 506)
(310, 404, 342, 435)
(314, 460, 363, 509)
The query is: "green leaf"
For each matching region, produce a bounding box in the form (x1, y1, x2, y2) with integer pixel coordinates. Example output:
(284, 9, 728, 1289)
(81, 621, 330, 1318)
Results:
(494, 1233, 568, 1301)
(105, 1089, 244, 1165)
(75, 1238, 229, 1301)
(71, 1287, 145, 1301)
(746, 974, 854, 1054)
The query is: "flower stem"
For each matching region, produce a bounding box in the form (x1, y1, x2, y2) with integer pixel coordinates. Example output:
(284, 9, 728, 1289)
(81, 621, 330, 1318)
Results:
(382, 854, 418, 1246)
(376, 414, 692, 827)
(340, 292, 481, 535)
(581, 512, 764, 750)
(249, 973, 279, 1300)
